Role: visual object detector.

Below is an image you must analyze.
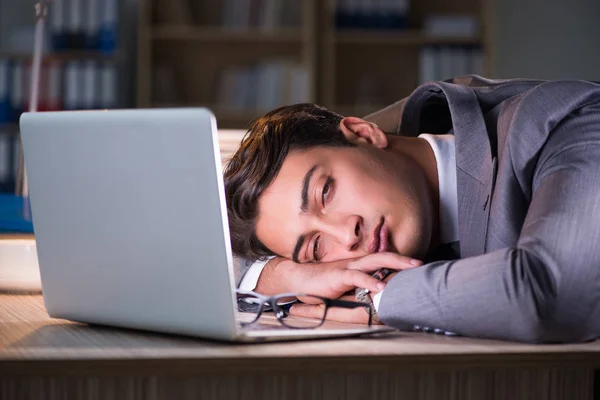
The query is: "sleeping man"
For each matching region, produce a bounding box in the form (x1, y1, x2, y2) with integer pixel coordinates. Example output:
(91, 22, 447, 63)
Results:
(223, 75, 600, 343)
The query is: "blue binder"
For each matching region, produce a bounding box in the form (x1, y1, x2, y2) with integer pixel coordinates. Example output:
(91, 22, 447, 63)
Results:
(0, 194, 34, 233)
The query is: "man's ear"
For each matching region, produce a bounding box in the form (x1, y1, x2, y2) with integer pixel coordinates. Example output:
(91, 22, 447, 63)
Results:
(339, 117, 388, 149)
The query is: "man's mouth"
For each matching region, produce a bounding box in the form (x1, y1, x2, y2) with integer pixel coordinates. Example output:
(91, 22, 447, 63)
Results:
(368, 217, 388, 254)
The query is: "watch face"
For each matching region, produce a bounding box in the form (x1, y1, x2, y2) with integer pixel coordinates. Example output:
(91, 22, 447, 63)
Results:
(354, 269, 390, 303)
(372, 268, 391, 281)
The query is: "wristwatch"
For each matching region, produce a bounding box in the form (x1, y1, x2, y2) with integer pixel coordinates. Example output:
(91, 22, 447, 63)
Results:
(355, 268, 390, 323)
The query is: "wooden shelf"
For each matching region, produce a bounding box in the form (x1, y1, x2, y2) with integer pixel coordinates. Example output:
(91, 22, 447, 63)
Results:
(152, 26, 304, 44)
(334, 30, 482, 46)
(0, 51, 119, 62)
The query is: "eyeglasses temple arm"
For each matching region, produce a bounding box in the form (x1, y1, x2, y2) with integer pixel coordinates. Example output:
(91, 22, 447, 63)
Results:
(327, 298, 373, 326)
(327, 298, 370, 310)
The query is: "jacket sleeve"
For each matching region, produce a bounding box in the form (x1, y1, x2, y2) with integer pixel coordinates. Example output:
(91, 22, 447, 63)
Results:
(378, 138, 600, 343)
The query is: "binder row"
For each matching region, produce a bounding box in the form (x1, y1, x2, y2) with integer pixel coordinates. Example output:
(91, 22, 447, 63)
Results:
(221, 0, 302, 29)
(335, 0, 409, 29)
(419, 45, 485, 84)
(0, 58, 118, 125)
(217, 62, 310, 112)
(49, 0, 119, 52)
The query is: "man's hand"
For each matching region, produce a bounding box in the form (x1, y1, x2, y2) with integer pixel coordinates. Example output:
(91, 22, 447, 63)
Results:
(255, 253, 420, 301)
(289, 272, 399, 325)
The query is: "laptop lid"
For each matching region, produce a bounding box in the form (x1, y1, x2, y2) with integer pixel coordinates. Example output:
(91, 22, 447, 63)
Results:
(20, 108, 239, 341)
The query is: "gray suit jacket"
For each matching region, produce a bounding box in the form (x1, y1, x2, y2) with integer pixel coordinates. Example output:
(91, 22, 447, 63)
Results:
(365, 75, 600, 343)
(234, 76, 600, 343)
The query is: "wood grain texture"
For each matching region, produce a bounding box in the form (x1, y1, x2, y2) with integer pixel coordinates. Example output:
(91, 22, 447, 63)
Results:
(1, 294, 599, 400)
(0, 368, 593, 400)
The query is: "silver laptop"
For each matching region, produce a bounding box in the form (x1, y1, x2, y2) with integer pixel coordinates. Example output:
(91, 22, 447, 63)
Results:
(19, 108, 393, 342)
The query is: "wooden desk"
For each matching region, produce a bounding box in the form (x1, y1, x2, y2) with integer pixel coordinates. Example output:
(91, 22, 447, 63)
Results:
(1, 294, 599, 400)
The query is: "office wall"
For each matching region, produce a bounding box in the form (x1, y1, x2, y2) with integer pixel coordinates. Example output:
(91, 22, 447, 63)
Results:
(489, 0, 600, 80)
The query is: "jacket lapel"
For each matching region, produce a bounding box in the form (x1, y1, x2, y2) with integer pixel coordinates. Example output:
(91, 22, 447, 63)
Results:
(397, 82, 497, 257)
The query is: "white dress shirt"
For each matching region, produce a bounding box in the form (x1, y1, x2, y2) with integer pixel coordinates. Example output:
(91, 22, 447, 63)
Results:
(238, 257, 273, 291)
(240, 133, 460, 311)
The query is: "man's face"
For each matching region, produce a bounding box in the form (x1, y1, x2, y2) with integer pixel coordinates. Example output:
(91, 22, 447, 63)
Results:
(254, 137, 435, 264)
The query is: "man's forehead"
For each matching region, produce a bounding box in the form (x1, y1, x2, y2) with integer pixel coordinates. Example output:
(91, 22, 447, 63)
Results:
(256, 153, 322, 258)
(255, 186, 300, 258)
(262, 168, 301, 198)
(267, 150, 324, 191)
(284, 147, 325, 168)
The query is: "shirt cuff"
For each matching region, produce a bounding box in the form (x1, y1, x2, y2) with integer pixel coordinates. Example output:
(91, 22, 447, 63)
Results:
(238, 257, 274, 291)
(372, 291, 383, 312)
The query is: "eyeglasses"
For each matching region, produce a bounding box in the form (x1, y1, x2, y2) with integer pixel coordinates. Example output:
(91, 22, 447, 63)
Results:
(236, 290, 373, 328)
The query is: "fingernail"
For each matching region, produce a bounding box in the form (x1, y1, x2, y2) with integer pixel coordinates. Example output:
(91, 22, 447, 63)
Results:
(410, 259, 423, 266)
(377, 282, 386, 290)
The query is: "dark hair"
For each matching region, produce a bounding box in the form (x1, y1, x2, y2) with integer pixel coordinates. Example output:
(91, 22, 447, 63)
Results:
(224, 103, 355, 262)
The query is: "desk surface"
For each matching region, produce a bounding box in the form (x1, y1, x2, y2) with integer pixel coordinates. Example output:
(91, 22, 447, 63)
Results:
(2, 294, 600, 372)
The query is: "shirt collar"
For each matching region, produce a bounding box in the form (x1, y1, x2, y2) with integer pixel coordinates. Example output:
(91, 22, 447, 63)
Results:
(417, 133, 459, 244)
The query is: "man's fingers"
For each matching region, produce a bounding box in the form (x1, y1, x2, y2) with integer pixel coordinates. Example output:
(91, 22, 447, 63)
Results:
(342, 270, 387, 294)
(348, 252, 423, 272)
(297, 295, 323, 305)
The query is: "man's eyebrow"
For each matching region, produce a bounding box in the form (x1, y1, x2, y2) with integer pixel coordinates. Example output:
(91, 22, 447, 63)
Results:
(292, 234, 306, 264)
(301, 164, 319, 213)
(293, 164, 319, 263)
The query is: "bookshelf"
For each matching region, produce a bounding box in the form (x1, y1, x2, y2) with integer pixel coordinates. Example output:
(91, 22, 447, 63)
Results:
(151, 26, 304, 43)
(0, 0, 125, 194)
(333, 30, 483, 46)
(137, 0, 491, 128)
(0, 51, 120, 62)
(319, 0, 491, 117)
(137, 0, 318, 129)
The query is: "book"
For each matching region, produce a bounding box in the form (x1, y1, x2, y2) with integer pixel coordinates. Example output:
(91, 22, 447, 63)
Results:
(64, 61, 81, 110)
(424, 14, 479, 38)
(82, 60, 98, 109)
(419, 46, 436, 84)
(10, 61, 23, 122)
(100, 63, 117, 109)
(47, 61, 63, 111)
(217, 61, 310, 111)
(0, 60, 9, 124)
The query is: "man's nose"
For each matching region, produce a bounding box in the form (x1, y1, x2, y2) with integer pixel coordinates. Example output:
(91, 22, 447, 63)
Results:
(320, 215, 363, 252)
